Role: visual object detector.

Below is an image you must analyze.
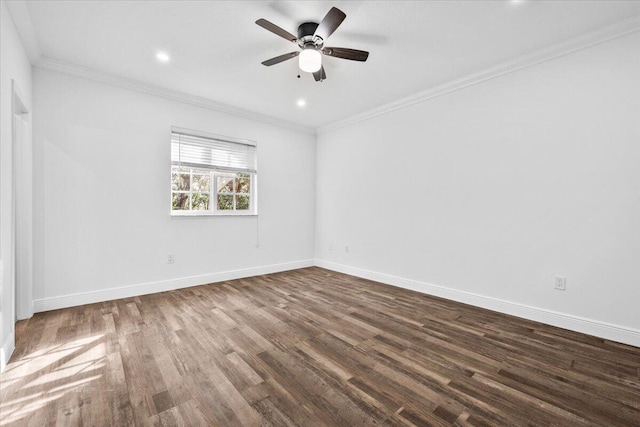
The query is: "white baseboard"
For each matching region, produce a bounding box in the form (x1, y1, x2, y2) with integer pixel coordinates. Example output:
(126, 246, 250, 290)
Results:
(33, 259, 314, 313)
(29, 258, 640, 347)
(1, 331, 15, 373)
(314, 259, 640, 348)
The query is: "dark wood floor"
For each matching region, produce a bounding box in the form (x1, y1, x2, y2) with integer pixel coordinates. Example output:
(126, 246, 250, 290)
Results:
(2, 267, 639, 426)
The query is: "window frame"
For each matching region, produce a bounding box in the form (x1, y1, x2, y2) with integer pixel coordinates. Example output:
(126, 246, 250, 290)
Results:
(171, 167, 257, 216)
(170, 127, 257, 217)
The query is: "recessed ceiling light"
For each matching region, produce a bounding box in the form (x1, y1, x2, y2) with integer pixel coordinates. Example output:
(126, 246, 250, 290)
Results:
(297, 99, 306, 108)
(156, 51, 170, 63)
(510, 0, 525, 4)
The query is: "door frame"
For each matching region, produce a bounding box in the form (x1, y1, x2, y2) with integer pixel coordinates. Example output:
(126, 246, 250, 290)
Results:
(12, 79, 33, 322)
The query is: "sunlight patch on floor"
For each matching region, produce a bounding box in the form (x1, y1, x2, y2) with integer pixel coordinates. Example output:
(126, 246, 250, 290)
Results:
(0, 334, 106, 425)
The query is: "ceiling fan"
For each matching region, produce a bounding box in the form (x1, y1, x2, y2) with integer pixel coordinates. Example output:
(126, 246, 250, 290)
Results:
(256, 7, 369, 82)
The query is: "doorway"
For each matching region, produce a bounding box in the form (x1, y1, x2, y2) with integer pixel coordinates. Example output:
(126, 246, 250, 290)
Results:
(1, 81, 33, 371)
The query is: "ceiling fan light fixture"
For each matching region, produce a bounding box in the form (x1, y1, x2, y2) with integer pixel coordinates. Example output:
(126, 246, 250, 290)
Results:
(299, 47, 322, 73)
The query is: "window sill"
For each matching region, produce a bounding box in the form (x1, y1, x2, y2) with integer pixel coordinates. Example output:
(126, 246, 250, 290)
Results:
(170, 211, 257, 217)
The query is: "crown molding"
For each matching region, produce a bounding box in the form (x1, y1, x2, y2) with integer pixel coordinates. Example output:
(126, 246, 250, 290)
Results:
(317, 15, 640, 135)
(14, 4, 640, 136)
(5, 0, 41, 63)
(34, 56, 316, 135)
(8, 0, 312, 134)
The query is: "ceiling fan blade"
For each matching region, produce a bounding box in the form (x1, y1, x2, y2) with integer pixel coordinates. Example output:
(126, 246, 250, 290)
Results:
(322, 47, 369, 62)
(313, 7, 346, 41)
(313, 66, 327, 82)
(261, 51, 299, 66)
(255, 18, 297, 42)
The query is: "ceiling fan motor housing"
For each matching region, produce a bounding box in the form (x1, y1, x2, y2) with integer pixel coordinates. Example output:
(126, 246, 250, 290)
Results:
(298, 22, 320, 44)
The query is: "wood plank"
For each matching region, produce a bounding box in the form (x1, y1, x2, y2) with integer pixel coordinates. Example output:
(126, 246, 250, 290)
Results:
(2, 267, 639, 426)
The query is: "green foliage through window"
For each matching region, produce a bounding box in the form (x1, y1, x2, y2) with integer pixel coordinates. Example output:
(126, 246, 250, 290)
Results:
(171, 167, 253, 214)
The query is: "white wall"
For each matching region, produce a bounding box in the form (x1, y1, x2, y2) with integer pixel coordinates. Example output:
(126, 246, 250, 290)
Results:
(316, 32, 640, 345)
(15, 10, 640, 351)
(0, 0, 33, 370)
(32, 68, 315, 310)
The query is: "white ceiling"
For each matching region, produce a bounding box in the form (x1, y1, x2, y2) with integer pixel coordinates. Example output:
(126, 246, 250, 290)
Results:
(13, 1, 640, 129)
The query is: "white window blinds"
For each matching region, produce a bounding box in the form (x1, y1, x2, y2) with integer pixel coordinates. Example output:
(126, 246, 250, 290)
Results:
(171, 127, 257, 174)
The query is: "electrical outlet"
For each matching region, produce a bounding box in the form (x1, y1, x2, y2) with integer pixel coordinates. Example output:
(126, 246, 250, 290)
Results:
(167, 254, 174, 264)
(328, 242, 333, 251)
(554, 276, 566, 290)
(345, 245, 349, 253)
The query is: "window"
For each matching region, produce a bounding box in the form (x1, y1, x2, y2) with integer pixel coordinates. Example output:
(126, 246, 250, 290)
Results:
(171, 127, 257, 215)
